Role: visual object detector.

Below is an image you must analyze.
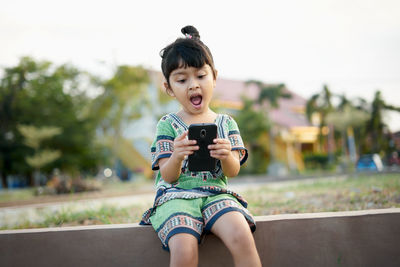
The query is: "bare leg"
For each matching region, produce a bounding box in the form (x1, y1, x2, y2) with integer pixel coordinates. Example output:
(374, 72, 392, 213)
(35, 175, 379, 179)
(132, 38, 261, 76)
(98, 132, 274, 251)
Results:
(211, 211, 261, 267)
(168, 233, 199, 267)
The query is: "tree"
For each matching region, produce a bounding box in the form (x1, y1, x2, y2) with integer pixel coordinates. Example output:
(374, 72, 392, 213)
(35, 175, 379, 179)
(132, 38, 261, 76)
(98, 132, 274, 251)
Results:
(365, 91, 400, 154)
(0, 57, 106, 187)
(243, 81, 292, 173)
(91, 65, 150, 136)
(326, 104, 369, 164)
(235, 97, 270, 173)
(248, 82, 292, 141)
(305, 85, 334, 152)
(17, 125, 62, 186)
(90, 65, 151, 174)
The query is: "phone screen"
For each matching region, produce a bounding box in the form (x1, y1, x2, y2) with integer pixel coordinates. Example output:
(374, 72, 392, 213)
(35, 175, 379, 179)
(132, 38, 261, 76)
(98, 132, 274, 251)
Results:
(188, 123, 217, 172)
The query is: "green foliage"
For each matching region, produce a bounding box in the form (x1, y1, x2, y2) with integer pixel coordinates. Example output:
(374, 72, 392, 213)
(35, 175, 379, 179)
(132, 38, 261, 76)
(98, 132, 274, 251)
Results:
(17, 125, 62, 150)
(306, 87, 400, 159)
(89, 65, 151, 174)
(26, 150, 61, 170)
(242, 80, 292, 174)
(0, 57, 107, 187)
(17, 124, 61, 170)
(235, 97, 270, 142)
(326, 106, 369, 132)
(92, 65, 150, 136)
(235, 97, 270, 174)
(365, 91, 400, 154)
(247, 80, 292, 108)
(305, 85, 334, 150)
(303, 153, 330, 170)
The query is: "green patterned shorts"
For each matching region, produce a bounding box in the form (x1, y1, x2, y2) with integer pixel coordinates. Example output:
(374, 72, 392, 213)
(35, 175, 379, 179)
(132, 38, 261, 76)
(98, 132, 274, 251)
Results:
(149, 193, 255, 251)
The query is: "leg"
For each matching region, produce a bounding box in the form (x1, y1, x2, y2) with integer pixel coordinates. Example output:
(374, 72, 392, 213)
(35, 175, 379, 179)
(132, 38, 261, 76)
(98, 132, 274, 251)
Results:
(211, 211, 261, 267)
(169, 233, 199, 267)
(149, 198, 204, 265)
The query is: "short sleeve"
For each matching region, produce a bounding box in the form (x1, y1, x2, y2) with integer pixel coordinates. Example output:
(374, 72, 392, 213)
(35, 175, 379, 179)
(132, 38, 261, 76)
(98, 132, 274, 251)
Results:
(227, 116, 248, 165)
(150, 116, 176, 170)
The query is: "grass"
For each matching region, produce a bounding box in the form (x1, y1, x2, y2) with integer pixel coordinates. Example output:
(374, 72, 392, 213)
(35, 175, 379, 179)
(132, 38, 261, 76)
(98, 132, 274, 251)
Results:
(245, 173, 400, 216)
(0, 176, 153, 206)
(1, 204, 147, 230)
(1, 173, 399, 230)
(0, 188, 36, 203)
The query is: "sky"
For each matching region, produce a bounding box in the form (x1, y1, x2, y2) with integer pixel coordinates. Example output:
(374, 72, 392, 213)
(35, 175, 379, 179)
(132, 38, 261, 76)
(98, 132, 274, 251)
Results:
(1, 0, 400, 130)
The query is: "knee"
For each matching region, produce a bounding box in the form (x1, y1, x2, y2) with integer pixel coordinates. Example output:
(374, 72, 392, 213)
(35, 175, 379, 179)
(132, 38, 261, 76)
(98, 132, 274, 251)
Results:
(171, 244, 198, 266)
(169, 235, 198, 266)
(228, 227, 255, 252)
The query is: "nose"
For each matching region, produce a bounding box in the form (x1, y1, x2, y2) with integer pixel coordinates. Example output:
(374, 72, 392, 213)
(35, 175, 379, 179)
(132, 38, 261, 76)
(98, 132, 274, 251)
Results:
(188, 77, 200, 90)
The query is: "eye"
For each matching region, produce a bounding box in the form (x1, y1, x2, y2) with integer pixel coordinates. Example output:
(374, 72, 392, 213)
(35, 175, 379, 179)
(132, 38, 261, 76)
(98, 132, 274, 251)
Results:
(198, 74, 206, 79)
(177, 79, 186, 83)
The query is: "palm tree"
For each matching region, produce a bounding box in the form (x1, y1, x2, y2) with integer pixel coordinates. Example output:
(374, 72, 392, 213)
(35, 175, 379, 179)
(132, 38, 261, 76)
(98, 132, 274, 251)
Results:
(235, 97, 270, 173)
(366, 91, 400, 153)
(246, 80, 292, 173)
(305, 85, 334, 152)
(326, 101, 369, 164)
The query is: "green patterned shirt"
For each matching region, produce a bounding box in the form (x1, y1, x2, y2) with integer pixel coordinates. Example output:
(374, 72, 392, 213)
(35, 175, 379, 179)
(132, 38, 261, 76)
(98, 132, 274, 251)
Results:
(150, 113, 248, 190)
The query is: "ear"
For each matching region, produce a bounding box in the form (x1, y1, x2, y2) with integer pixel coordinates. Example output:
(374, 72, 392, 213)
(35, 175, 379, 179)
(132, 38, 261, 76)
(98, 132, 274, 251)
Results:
(163, 81, 175, 97)
(213, 69, 218, 87)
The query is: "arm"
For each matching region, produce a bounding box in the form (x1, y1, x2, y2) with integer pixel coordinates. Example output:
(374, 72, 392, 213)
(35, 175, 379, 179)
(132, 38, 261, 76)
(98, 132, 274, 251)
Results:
(159, 131, 199, 183)
(208, 139, 241, 177)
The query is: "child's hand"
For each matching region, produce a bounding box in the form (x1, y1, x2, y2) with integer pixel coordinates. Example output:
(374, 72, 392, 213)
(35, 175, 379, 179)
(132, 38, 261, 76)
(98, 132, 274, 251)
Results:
(208, 138, 233, 161)
(171, 131, 199, 162)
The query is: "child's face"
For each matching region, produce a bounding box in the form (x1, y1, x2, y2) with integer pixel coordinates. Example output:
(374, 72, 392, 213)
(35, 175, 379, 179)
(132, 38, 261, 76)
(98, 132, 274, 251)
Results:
(165, 64, 216, 115)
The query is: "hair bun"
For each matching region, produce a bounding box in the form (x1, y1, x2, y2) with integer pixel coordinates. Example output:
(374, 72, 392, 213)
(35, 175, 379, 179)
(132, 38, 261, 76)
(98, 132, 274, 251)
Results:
(181, 25, 200, 40)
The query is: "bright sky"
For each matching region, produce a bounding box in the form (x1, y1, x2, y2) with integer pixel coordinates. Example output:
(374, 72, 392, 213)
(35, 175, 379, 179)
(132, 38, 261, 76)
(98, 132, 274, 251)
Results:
(2, 0, 400, 130)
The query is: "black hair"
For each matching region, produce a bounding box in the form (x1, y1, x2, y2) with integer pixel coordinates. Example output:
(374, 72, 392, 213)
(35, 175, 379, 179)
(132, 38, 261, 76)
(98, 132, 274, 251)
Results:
(160, 25, 216, 85)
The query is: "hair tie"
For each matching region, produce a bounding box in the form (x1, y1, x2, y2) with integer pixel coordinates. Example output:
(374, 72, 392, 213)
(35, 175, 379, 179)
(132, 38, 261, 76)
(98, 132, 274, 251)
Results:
(185, 33, 192, 39)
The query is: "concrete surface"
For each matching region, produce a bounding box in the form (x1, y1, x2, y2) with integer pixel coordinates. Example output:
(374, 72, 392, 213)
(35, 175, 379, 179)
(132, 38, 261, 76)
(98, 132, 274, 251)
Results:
(1, 208, 400, 267)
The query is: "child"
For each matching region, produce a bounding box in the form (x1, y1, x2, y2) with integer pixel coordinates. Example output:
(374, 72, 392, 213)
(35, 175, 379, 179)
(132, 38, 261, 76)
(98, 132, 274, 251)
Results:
(140, 26, 261, 267)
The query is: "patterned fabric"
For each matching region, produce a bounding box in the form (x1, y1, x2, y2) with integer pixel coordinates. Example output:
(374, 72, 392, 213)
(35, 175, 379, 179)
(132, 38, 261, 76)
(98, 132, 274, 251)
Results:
(157, 212, 204, 249)
(202, 198, 255, 231)
(141, 113, 254, 250)
(144, 193, 256, 251)
(150, 113, 248, 190)
(140, 186, 249, 225)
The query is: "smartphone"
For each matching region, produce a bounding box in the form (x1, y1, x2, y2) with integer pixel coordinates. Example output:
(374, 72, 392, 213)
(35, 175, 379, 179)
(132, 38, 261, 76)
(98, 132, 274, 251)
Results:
(188, 123, 218, 172)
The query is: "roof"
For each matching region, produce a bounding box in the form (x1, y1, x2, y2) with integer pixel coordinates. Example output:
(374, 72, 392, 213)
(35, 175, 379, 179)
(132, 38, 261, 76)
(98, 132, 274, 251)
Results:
(148, 70, 311, 129)
(214, 77, 311, 128)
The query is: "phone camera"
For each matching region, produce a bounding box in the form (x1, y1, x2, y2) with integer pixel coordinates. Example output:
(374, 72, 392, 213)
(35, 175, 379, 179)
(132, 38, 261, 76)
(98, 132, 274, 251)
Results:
(200, 129, 207, 138)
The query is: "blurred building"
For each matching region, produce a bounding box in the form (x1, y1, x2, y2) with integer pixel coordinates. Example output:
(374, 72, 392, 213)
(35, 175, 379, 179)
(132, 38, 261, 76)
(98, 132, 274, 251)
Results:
(122, 71, 319, 176)
(212, 78, 319, 172)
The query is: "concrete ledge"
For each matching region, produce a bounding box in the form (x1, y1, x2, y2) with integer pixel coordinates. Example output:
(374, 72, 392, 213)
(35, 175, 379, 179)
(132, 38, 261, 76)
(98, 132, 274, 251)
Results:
(1, 208, 400, 267)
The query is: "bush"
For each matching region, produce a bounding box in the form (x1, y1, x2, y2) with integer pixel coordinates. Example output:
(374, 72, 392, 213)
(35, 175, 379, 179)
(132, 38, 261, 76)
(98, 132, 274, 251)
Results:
(304, 153, 330, 170)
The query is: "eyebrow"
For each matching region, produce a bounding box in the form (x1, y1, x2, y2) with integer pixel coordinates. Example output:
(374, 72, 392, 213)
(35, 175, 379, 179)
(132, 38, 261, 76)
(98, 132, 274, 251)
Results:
(171, 71, 187, 76)
(171, 67, 207, 77)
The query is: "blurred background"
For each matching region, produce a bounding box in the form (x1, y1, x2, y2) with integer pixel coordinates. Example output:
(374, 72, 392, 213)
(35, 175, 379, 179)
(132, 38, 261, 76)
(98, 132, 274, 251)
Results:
(1, 0, 399, 228)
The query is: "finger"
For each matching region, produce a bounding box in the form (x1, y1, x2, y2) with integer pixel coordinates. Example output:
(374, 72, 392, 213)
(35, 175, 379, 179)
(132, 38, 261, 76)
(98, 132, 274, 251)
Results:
(210, 151, 228, 160)
(208, 143, 230, 150)
(210, 149, 229, 157)
(175, 145, 199, 153)
(175, 137, 196, 148)
(213, 138, 230, 145)
(176, 131, 188, 141)
(178, 139, 197, 146)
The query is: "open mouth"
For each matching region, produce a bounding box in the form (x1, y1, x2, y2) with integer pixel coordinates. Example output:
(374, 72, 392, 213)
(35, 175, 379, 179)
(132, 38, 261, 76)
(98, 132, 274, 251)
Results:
(190, 94, 203, 108)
